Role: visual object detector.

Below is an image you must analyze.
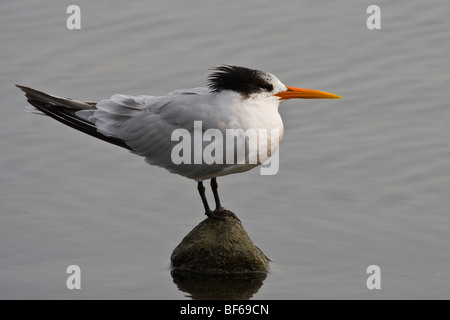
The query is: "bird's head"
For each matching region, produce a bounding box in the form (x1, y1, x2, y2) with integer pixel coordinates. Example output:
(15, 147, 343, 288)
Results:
(208, 65, 342, 101)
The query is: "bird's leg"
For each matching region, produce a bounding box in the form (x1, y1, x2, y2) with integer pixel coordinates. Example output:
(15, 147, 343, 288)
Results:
(197, 181, 213, 218)
(210, 178, 240, 221)
(211, 177, 223, 211)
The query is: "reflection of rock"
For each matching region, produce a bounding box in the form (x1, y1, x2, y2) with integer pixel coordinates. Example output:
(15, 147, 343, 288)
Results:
(171, 216, 270, 273)
(171, 269, 267, 300)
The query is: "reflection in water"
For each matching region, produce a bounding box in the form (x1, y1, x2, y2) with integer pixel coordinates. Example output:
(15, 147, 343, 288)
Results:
(171, 269, 267, 300)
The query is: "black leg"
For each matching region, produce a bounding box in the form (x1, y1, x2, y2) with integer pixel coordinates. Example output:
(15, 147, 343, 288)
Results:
(197, 179, 239, 221)
(211, 178, 222, 211)
(209, 178, 240, 221)
(197, 181, 212, 217)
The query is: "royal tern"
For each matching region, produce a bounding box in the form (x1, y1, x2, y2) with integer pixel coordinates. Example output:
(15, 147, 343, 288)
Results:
(17, 65, 341, 220)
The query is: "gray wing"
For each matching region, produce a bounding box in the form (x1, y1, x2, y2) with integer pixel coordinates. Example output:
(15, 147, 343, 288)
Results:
(17, 85, 245, 180)
(86, 90, 235, 180)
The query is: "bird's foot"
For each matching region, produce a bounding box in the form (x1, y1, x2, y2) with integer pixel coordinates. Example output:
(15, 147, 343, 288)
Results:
(206, 207, 240, 222)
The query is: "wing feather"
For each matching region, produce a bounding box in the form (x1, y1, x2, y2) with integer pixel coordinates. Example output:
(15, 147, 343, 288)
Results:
(18, 85, 248, 180)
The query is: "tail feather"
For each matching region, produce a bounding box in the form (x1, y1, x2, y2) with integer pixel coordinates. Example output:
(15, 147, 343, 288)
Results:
(16, 85, 131, 150)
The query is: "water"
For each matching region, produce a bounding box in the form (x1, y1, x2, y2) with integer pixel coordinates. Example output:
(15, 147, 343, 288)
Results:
(1, 0, 450, 299)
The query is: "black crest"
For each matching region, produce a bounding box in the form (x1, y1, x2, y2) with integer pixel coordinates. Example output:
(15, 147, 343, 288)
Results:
(208, 65, 274, 97)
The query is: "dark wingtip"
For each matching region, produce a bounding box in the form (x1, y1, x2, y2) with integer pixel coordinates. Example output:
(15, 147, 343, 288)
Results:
(16, 85, 36, 98)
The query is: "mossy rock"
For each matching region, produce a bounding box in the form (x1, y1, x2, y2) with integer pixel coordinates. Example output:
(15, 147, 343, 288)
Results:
(171, 216, 270, 274)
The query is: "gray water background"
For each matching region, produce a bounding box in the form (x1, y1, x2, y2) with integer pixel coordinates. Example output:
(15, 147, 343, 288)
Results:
(1, 0, 450, 299)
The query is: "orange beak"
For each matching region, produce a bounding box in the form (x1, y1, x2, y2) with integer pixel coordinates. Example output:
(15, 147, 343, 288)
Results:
(274, 86, 342, 100)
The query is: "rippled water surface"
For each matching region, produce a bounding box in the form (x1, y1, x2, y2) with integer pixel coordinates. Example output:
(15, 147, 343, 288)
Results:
(1, 0, 450, 299)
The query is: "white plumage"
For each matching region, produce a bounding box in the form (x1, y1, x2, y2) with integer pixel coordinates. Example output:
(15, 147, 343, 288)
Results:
(76, 85, 285, 181)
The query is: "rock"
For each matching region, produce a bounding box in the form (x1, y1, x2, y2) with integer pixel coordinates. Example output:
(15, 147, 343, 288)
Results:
(171, 216, 270, 274)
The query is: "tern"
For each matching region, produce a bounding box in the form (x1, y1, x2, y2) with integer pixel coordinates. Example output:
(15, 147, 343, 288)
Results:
(17, 65, 341, 220)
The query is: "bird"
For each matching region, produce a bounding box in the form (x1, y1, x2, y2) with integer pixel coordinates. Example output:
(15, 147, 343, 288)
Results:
(17, 65, 341, 220)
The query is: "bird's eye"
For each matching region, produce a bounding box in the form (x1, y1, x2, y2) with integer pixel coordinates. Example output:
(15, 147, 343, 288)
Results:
(260, 84, 274, 92)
